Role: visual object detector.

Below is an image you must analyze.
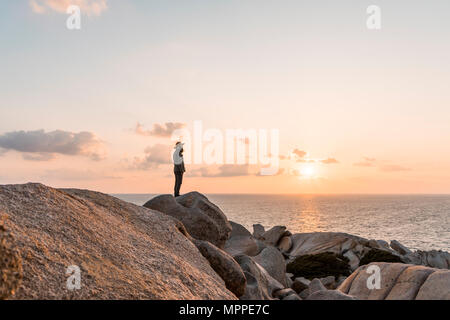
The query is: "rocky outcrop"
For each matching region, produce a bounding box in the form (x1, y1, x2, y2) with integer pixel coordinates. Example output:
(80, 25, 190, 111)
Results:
(0, 184, 236, 300)
(0, 222, 22, 300)
(194, 239, 246, 298)
(144, 192, 232, 249)
(234, 255, 284, 300)
(252, 246, 287, 287)
(403, 250, 450, 269)
(224, 221, 266, 257)
(338, 262, 450, 300)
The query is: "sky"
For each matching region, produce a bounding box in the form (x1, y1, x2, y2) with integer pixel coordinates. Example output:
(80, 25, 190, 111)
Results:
(1, 0, 450, 194)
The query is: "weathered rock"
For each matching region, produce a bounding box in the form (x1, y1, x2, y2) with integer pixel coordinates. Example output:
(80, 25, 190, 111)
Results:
(194, 239, 246, 298)
(376, 240, 390, 250)
(0, 222, 22, 300)
(307, 290, 355, 300)
(416, 269, 450, 300)
(343, 250, 360, 271)
(282, 293, 302, 300)
(253, 246, 287, 287)
(261, 226, 290, 246)
(385, 265, 434, 300)
(285, 274, 293, 288)
(234, 255, 283, 300)
(359, 248, 403, 266)
(404, 250, 450, 269)
(286, 252, 351, 279)
(309, 278, 327, 294)
(290, 232, 367, 257)
(298, 289, 310, 299)
(253, 224, 265, 240)
(144, 192, 232, 249)
(277, 236, 292, 253)
(338, 262, 450, 300)
(390, 240, 412, 255)
(273, 288, 297, 300)
(224, 222, 264, 257)
(0, 183, 236, 299)
(319, 276, 336, 289)
(292, 277, 310, 293)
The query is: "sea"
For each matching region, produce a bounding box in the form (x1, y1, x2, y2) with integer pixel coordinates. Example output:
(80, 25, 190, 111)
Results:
(114, 194, 450, 252)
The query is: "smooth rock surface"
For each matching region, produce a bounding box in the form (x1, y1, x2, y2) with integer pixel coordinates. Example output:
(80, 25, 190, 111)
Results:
(144, 192, 232, 249)
(253, 246, 287, 287)
(0, 183, 236, 299)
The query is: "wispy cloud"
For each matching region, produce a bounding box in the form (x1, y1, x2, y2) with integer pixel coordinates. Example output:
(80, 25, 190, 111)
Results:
(0, 129, 106, 161)
(187, 165, 252, 177)
(30, 0, 108, 16)
(129, 144, 172, 170)
(135, 122, 186, 138)
(353, 157, 377, 167)
(321, 157, 339, 164)
(379, 165, 411, 172)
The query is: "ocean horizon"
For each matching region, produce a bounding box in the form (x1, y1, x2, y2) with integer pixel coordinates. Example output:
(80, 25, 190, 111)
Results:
(114, 193, 450, 252)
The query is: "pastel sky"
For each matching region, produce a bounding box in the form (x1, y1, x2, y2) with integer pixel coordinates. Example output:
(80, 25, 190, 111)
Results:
(1, 0, 450, 194)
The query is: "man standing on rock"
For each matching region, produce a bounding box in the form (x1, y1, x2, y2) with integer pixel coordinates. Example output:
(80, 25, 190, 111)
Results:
(173, 142, 185, 197)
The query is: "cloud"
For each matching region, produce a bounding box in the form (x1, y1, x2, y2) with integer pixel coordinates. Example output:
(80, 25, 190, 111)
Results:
(354, 157, 376, 167)
(292, 149, 307, 159)
(379, 165, 411, 172)
(130, 144, 172, 170)
(135, 122, 186, 138)
(30, 0, 108, 16)
(0, 129, 106, 161)
(187, 165, 252, 178)
(321, 158, 339, 164)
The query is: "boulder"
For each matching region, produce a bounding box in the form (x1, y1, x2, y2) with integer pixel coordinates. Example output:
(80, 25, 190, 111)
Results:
(0, 183, 236, 299)
(309, 278, 327, 294)
(234, 255, 283, 300)
(359, 248, 403, 266)
(253, 246, 287, 287)
(261, 226, 290, 246)
(307, 290, 355, 300)
(385, 265, 435, 300)
(273, 288, 297, 300)
(292, 277, 310, 293)
(282, 293, 302, 300)
(403, 250, 450, 269)
(289, 232, 366, 257)
(224, 222, 265, 257)
(390, 240, 412, 255)
(194, 239, 246, 298)
(277, 236, 292, 253)
(319, 276, 336, 289)
(286, 252, 351, 279)
(144, 192, 232, 249)
(343, 250, 360, 270)
(338, 262, 450, 300)
(416, 270, 450, 300)
(0, 222, 23, 300)
(253, 224, 265, 240)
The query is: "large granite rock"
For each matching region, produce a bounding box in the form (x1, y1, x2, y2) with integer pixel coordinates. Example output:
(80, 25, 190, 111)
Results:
(0, 183, 236, 300)
(194, 239, 246, 298)
(224, 221, 265, 257)
(144, 192, 232, 249)
(234, 255, 284, 300)
(403, 250, 450, 269)
(0, 223, 22, 300)
(253, 246, 287, 287)
(338, 262, 450, 300)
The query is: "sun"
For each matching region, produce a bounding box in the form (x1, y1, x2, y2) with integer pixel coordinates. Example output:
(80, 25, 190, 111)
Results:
(300, 165, 316, 178)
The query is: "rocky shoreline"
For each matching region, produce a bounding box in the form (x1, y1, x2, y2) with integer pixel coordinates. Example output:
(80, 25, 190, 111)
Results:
(1, 183, 449, 300)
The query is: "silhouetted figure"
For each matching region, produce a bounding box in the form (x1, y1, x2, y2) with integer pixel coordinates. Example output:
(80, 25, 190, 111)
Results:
(173, 142, 185, 197)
